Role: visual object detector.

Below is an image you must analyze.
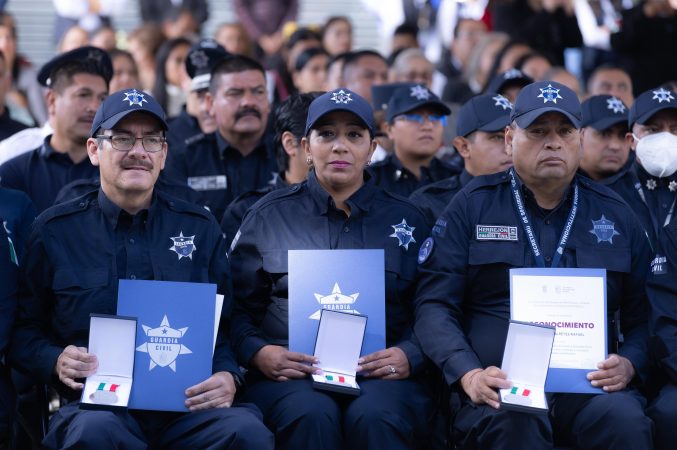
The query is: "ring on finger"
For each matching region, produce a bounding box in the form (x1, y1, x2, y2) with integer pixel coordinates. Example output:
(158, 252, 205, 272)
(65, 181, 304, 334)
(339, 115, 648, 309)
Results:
(388, 365, 397, 375)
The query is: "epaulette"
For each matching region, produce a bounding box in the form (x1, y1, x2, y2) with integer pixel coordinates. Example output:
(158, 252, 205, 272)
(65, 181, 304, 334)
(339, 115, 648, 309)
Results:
(36, 190, 98, 225)
(380, 189, 428, 222)
(159, 191, 214, 221)
(575, 174, 629, 207)
(463, 170, 511, 193)
(247, 182, 306, 212)
(413, 176, 462, 196)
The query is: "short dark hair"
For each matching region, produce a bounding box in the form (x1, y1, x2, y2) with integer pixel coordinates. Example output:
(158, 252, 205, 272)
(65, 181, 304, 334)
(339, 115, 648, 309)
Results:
(294, 47, 329, 72)
(394, 23, 418, 38)
(49, 61, 110, 93)
(273, 92, 321, 171)
(287, 27, 321, 51)
(342, 50, 386, 80)
(587, 64, 631, 89)
(209, 54, 266, 93)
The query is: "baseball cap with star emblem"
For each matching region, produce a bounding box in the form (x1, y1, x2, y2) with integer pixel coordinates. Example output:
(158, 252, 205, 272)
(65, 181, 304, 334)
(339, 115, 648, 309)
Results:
(581, 95, 629, 130)
(185, 39, 230, 92)
(37, 46, 113, 87)
(385, 84, 451, 123)
(510, 80, 581, 129)
(305, 88, 375, 137)
(90, 89, 168, 137)
(628, 86, 677, 128)
(456, 93, 513, 137)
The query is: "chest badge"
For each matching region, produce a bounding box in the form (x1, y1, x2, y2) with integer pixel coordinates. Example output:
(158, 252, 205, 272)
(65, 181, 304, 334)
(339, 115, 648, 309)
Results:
(169, 232, 196, 260)
(589, 215, 620, 244)
(390, 219, 416, 250)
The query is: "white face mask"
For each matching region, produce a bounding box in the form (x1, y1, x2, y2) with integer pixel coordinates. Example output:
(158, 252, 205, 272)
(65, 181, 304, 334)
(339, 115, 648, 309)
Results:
(633, 132, 677, 178)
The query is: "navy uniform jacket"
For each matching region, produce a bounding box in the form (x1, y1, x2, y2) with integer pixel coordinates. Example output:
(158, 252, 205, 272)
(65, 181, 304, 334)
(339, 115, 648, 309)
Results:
(0, 187, 36, 256)
(0, 109, 28, 141)
(10, 189, 239, 398)
(229, 171, 430, 375)
(220, 172, 288, 248)
(163, 131, 278, 220)
(409, 169, 474, 228)
(368, 153, 461, 197)
(0, 222, 17, 356)
(414, 171, 652, 386)
(0, 136, 97, 213)
(579, 152, 657, 249)
(635, 163, 677, 235)
(647, 219, 677, 383)
(166, 108, 201, 156)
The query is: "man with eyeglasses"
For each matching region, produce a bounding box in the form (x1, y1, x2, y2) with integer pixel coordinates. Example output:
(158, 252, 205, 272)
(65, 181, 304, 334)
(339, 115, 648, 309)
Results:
(368, 84, 459, 196)
(9, 89, 273, 449)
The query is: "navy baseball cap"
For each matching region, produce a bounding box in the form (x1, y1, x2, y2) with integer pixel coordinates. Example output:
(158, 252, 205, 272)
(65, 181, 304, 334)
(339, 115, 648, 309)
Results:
(305, 88, 375, 136)
(456, 94, 513, 137)
(485, 69, 533, 96)
(385, 84, 451, 122)
(581, 95, 628, 130)
(511, 80, 581, 128)
(628, 87, 677, 128)
(90, 89, 168, 137)
(185, 39, 229, 91)
(38, 46, 113, 87)
(371, 82, 416, 112)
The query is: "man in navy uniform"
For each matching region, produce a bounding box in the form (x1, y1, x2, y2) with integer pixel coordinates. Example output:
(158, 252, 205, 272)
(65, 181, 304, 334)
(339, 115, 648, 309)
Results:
(368, 84, 459, 197)
(164, 54, 277, 220)
(0, 221, 17, 447)
(410, 93, 513, 227)
(578, 94, 657, 248)
(0, 46, 111, 212)
(9, 89, 273, 449)
(415, 81, 653, 449)
(646, 217, 677, 450)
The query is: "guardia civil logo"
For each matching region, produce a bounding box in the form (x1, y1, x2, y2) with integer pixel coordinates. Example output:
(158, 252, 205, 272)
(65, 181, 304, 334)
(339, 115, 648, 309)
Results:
(136, 315, 192, 372)
(169, 232, 196, 260)
(390, 219, 416, 250)
(309, 282, 360, 320)
(589, 215, 620, 244)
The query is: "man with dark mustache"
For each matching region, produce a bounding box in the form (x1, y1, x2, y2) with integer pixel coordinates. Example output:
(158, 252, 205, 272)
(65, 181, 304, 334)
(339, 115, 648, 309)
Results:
(0, 46, 111, 212)
(165, 54, 277, 220)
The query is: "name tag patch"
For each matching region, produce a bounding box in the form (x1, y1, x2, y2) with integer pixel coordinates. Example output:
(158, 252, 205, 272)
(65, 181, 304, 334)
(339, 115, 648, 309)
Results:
(651, 254, 667, 275)
(476, 225, 518, 241)
(187, 175, 227, 191)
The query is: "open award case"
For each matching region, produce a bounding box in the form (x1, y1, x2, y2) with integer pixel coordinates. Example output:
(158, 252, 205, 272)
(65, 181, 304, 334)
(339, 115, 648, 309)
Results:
(80, 314, 137, 410)
(311, 310, 367, 396)
(499, 320, 555, 415)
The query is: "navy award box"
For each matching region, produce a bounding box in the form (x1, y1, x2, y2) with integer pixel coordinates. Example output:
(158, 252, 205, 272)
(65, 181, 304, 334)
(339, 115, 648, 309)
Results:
(117, 279, 217, 412)
(288, 249, 385, 357)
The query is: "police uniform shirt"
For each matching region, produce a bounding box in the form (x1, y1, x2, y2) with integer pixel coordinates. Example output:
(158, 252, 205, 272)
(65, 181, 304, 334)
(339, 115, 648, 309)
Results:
(0, 187, 36, 256)
(414, 171, 652, 385)
(0, 221, 17, 356)
(635, 163, 677, 233)
(166, 107, 202, 156)
(229, 170, 430, 374)
(0, 136, 97, 213)
(220, 172, 288, 248)
(164, 131, 278, 220)
(368, 153, 461, 197)
(11, 189, 239, 395)
(0, 109, 28, 141)
(579, 152, 657, 249)
(409, 169, 474, 228)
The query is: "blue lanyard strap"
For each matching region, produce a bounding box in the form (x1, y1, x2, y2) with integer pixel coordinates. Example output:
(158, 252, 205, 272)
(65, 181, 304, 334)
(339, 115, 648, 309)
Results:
(509, 169, 579, 268)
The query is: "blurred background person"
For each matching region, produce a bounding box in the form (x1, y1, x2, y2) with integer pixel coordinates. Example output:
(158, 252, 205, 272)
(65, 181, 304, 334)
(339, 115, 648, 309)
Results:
(0, 50, 26, 141)
(108, 48, 140, 92)
(51, 0, 125, 46)
(391, 23, 419, 53)
(324, 52, 348, 91)
(515, 51, 553, 81)
(139, 0, 208, 32)
(484, 68, 533, 104)
(90, 24, 117, 51)
(321, 15, 352, 56)
(125, 23, 164, 92)
(342, 49, 388, 104)
(292, 47, 329, 94)
(389, 48, 433, 88)
(151, 37, 192, 118)
(233, 0, 298, 61)
(215, 22, 255, 58)
(586, 64, 634, 107)
(543, 66, 583, 98)
(57, 25, 89, 53)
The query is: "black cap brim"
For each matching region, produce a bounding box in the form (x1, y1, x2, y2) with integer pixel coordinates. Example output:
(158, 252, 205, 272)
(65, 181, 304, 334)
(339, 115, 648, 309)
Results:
(92, 109, 168, 137)
(305, 106, 373, 136)
(386, 99, 451, 122)
(477, 115, 511, 133)
(585, 116, 628, 131)
(632, 104, 677, 127)
(514, 107, 581, 129)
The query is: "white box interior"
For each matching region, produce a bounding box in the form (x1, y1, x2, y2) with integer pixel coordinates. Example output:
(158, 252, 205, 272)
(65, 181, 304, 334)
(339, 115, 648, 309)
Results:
(313, 310, 366, 379)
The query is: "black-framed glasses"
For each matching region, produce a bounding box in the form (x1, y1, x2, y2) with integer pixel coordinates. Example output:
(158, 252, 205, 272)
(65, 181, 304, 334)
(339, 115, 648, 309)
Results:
(97, 134, 166, 153)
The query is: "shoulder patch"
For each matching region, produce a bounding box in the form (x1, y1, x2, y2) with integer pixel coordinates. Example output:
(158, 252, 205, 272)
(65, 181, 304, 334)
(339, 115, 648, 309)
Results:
(476, 225, 518, 241)
(418, 237, 434, 264)
(651, 254, 668, 275)
(432, 218, 447, 236)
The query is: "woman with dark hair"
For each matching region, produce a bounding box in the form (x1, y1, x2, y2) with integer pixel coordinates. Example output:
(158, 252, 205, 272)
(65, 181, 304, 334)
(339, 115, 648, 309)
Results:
(321, 16, 352, 56)
(291, 47, 329, 93)
(230, 88, 434, 450)
(151, 37, 192, 118)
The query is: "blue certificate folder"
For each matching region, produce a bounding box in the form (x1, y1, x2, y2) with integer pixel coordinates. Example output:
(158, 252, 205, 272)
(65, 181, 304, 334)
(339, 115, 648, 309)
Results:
(509, 268, 607, 394)
(117, 280, 216, 412)
(288, 250, 386, 357)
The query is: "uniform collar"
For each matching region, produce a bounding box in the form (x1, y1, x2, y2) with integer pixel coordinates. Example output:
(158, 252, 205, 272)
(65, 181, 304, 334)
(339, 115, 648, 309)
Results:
(38, 135, 57, 158)
(635, 159, 677, 188)
(307, 169, 377, 216)
(98, 188, 153, 229)
(216, 130, 271, 159)
(460, 169, 474, 187)
(516, 171, 575, 217)
(578, 151, 636, 186)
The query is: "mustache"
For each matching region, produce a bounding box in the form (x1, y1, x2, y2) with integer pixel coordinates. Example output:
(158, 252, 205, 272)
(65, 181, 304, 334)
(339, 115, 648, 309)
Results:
(121, 158, 153, 170)
(235, 107, 261, 120)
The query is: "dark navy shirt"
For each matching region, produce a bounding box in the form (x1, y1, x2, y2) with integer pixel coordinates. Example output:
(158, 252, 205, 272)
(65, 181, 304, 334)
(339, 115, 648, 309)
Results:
(0, 109, 28, 141)
(0, 187, 36, 256)
(0, 222, 17, 355)
(414, 171, 652, 386)
(163, 131, 278, 220)
(635, 164, 677, 235)
(229, 170, 430, 375)
(0, 136, 97, 212)
(10, 189, 239, 396)
(166, 108, 202, 156)
(368, 153, 461, 197)
(409, 169, 474, 228)
(647, 218, 677, 383)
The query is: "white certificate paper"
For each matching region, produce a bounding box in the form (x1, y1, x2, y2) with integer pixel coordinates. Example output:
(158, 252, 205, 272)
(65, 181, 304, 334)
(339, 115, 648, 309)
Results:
(510, 268, 607, 393)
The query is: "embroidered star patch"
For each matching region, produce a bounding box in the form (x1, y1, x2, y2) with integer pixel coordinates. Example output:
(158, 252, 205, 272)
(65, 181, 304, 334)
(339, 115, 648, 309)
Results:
(669, 180, 677, 192)
(169, 232, 196, 260)
(410, 85, 431, 100)
(189, 50, 209, 69)
(123, 89, 147, 107)
(537, 84, 563, 104)
(390, 219, 416, 250)
(589, 215, 620, 244)
(652, 88, 674, 104)
(606, 97, 626, 114)
(493, 95, 513, 110)
(330, 89, 352, 104)
(646, 179, 657, 190)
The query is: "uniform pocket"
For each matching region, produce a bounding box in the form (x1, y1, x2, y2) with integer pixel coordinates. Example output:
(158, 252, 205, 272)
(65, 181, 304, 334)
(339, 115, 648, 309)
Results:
(468, 241, 526, 267)
(52, 268, 109, 290)
(575, 247, 631, 273)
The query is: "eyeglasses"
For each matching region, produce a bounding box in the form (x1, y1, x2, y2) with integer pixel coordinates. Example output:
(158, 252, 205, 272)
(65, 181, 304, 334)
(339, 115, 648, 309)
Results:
(396, 114, 447, 126)
(97, 134, 165, 153)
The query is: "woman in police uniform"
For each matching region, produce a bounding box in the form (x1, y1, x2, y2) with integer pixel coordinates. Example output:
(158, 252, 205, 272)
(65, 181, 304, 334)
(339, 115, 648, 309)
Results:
(229, 88, 433, 450)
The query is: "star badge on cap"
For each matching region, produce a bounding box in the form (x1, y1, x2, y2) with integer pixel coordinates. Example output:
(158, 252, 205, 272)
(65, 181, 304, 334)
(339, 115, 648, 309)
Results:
(606, 97, 626, 114)
(330, 89, 352, 104)
(652, 88, 674, 104)
(537, 84, 563, 104)
(503, 68, 523, 79)
(87, 49, 103, 64)
(189, 50, 209, 69)
(493, 95, 513, 111)
(123, 89, 148, 107)
(410, 85, 431, 100)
